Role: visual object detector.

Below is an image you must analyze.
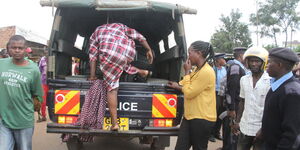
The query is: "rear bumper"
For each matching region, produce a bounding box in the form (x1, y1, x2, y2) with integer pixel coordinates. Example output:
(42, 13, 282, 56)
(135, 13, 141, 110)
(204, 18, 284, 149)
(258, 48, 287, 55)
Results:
(47, 123, 179, 136)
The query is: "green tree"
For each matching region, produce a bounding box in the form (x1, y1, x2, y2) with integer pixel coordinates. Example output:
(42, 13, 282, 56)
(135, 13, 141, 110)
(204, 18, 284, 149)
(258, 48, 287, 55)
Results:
(295, 45, 300, 52)
(211, 9, 252, 53)
(250, 0, 300, 47)
(264, 44, 277, 51)
(250, 5, 280, 46)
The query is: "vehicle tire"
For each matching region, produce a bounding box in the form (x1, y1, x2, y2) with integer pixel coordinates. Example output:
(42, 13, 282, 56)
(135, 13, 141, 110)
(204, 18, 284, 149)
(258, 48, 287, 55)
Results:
(150, 138, 166, 150)
(66, 136, 83, 150)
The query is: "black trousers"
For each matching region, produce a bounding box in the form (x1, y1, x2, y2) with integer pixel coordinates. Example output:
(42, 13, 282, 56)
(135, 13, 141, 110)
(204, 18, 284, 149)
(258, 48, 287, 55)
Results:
(175, 118, 214, 150)
(237, 133, 264, 150)
(222, 116, 238, 150)
(211, 95, 225, 136)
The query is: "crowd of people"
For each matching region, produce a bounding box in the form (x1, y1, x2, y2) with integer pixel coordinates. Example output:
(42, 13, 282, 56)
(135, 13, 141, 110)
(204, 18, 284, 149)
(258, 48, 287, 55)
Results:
(1, 23, 300, 150)
(167, 43, 300, 150)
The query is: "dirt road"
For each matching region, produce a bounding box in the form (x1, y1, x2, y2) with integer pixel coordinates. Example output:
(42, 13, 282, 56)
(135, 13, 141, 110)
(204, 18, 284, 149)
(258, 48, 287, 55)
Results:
(32, 115, 222, 150)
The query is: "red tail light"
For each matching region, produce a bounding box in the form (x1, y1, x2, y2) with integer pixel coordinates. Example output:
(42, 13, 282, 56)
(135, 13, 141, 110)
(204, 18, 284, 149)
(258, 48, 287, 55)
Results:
(149, 119, 173, 127)
(57, 115, 78, 124)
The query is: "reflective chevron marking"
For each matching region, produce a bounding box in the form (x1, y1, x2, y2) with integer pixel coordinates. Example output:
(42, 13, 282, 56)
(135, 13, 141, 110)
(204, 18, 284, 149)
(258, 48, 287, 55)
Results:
(152, 94, 177, 118)
(55, 90, 80, 115)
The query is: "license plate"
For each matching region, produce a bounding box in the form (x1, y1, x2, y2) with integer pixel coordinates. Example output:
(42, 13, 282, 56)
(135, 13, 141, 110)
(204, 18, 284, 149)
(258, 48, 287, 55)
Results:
(103, 117, 129, 131)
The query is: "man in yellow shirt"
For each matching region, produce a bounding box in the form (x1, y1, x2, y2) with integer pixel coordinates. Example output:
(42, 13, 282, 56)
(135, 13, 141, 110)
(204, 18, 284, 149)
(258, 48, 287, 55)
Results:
(168, 41, 216, 150)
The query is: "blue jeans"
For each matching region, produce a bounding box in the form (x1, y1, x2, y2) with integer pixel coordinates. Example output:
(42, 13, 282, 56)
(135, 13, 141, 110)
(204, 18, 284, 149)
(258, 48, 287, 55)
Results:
(0, 118, 34, 150)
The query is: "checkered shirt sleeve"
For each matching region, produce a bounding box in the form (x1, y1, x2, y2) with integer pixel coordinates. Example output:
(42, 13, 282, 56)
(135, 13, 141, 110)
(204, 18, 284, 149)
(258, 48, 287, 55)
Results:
(89, 31, 99, 62)
(124, 25, 146, 42)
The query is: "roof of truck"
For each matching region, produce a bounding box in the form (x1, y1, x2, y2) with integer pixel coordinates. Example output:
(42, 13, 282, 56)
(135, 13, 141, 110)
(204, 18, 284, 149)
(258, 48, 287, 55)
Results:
(40, 0, 197, 14)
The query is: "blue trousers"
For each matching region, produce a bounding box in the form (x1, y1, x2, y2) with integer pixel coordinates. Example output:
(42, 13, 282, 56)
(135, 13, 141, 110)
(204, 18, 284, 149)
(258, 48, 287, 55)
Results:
(0, 118, 34, 150)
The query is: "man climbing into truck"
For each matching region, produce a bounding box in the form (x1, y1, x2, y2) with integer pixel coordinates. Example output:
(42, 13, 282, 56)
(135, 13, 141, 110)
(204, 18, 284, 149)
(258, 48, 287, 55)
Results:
(88, 23, 153, 131)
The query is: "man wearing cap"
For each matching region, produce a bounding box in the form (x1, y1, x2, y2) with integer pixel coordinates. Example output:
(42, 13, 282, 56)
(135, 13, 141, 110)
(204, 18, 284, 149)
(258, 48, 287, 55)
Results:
(223, 47, 248, 150)
(262, 47, 300, 150)
(209, 53, 227, 142)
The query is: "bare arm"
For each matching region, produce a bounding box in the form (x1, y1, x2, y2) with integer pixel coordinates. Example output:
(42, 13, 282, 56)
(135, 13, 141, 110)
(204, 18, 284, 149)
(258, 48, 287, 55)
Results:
(140, 40, 153, 64)
(140, 40, 151, 52)
(167, 81, 182, 92)
(89, 61, 97, 80)
(167, 60, 191, 92)
(236, 98, 245, 123)
(123, 25, 153, 64)
(231, 98, 244, 135)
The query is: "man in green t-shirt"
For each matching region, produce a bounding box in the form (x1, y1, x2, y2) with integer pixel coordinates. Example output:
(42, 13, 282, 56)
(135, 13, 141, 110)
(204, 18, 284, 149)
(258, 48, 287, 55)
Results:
(0, 35, 43, 150)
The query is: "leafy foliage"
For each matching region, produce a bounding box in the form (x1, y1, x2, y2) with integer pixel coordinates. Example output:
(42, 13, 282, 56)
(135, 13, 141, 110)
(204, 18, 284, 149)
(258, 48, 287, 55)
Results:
(211, 9, 252, 53)
(294, 45, 300, 52)
(264, 44, 277, 51)
(250, 0, 300, 47)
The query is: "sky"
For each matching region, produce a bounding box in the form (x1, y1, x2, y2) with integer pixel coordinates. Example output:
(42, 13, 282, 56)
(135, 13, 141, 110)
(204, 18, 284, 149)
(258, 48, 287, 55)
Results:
(0, 0, 299, 47)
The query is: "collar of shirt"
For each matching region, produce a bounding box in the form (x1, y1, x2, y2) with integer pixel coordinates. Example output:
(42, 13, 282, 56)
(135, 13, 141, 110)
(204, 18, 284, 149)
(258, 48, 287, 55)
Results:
(213, 66, 226, 73)
(270, 71, 293, 91)
(248, 71, 271, 84)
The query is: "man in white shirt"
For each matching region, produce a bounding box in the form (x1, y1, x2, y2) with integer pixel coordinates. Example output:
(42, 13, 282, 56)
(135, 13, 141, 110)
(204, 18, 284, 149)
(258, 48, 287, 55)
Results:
(232, 47, 270, 150)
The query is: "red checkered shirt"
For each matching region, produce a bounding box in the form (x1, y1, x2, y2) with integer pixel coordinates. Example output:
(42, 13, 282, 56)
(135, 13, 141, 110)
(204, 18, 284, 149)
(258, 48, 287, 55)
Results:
(89, 23, 146, 90)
